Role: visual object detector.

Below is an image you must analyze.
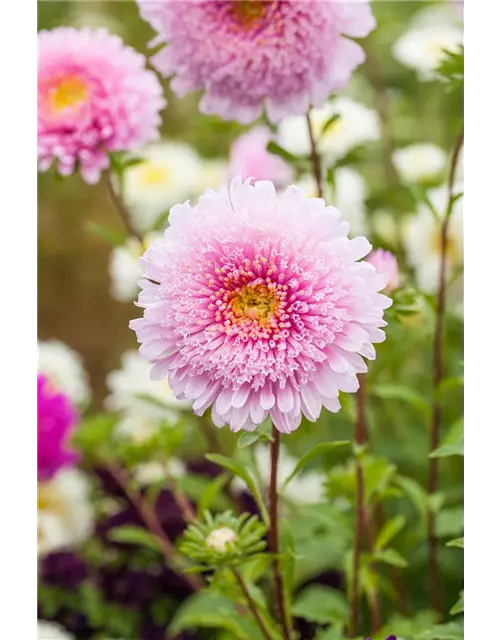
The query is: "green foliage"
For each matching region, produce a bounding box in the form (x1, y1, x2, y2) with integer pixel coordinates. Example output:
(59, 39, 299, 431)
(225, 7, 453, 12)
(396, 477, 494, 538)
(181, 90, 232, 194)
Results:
(108, 525, 162, 553)
(291, 585, 349, 625)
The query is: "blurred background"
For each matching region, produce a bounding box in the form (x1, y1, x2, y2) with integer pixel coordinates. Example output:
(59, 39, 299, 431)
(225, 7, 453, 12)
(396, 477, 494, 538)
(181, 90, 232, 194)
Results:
(38, 0, 463, 407)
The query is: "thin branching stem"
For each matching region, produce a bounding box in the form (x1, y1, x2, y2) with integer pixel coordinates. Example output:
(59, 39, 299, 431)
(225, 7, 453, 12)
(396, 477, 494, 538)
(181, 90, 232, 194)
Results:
(232, 568, 275, 640)
(306, 111, 324, 199)
(104, 169, 142, 241)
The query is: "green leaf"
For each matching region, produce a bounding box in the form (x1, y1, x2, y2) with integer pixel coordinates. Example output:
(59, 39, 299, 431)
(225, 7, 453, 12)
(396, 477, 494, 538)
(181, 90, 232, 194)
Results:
(108, 525, 162, 553)
(395, 476, 428, 520)
(436, 507, 464, 538)
(447, 537, 464, 548)
(282, 441, 350, 488)
(79, 582, 106, 627)
(430, 443, 464, 458)
(321, 113, 341, 136)
(266, 141, 303, 166)
(197, 472, 229, 516)
(84, 220, 127, 247)
(370, 384, 430, 417)
(372, 548, 408, 569)
(431, 418, 464, 458)
(206, 453, 269, 524)
(450, 590, 464, 615)
(374, 515, 406, 552)
(169, 591, 273, 639)
(292, 585, 349, 625)
(416, 622, 464, 640)
(237, 432, 261, 448)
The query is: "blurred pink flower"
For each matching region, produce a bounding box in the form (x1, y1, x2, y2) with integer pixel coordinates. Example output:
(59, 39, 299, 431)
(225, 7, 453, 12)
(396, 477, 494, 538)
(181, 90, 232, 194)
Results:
(228, 127, 294, 186)
(130, 178, 391, 434)
(38, 374, 79, 481)
(366, 249, 400, 293)
(137, 0, 376, 124)
(37, 27, 165, 183)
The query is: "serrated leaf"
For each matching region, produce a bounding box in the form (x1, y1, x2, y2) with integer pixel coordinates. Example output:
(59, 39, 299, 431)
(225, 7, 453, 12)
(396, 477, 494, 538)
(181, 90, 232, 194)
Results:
(282, 441, 349, 488)
(291, 585, 349, 625)
(108, 525, 162, 553)
(372, 548, 408, 568)
(206, 454, 269, 524)
(446, 537, 464, 548)
(374, 515, 406, 551)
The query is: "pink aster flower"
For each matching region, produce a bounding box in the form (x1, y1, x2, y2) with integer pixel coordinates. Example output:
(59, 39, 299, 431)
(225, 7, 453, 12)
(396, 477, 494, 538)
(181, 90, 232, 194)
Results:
(38, 374, 79, 481)
(130, 178, 391, 434)
(228, 127, 294, 187)
(366, 249, 400, 293)
(38, 27, 165, 183)
(137, 0, 376, 124)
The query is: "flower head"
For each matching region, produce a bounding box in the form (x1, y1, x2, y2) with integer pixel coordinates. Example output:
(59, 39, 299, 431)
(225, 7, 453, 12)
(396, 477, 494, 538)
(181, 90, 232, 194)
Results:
(366, 249, 400, 293)
(228, 126, 294, 187)
(38, 374, 79, 481)
(138, 0, 375, 124)
(38, 340, 90, 406)
(38, 621, 74, 640)
(38, 468, 94, 556)
(109, 233, 162, 303)
(392, 143, 447, 183)
(37, 27, 165, 183)
(131, 178, 391, 434)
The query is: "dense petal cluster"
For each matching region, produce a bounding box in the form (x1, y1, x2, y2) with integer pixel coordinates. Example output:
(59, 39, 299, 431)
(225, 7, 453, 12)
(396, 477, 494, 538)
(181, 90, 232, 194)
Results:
(137, 0, 375, 124)
(366, 249, 400, 293)
(38, 374, 79, 481)
(37, 27, 165, 183)
(131, 178, 391, 433)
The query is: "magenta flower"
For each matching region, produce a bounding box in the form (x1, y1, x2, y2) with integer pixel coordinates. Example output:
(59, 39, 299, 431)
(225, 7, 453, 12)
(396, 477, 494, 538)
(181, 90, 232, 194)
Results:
(137, 0, 376, 124)
(37, 27, 165, 183)
(366, 249, 400, 293)
(38, 374, 79, 480)
(130, 178, 390, 434)
(228, 127, 294, 187)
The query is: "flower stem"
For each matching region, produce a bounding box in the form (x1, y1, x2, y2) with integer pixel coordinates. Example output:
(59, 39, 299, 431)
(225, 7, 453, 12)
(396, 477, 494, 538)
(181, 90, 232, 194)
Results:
(104, 169, 142, 242)
(427, 125, 464, 615)
(232, 568, 275, 640)
(306, 111, 323, 199)
(268, 426, 292, 640)
(109, 465, 204, 592)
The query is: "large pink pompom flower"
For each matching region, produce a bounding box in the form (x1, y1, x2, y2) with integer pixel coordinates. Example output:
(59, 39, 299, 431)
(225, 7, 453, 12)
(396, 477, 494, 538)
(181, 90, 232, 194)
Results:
(38, 27, 165, 183)
(137, 0, 376, 124)
(38, 374, 79, 481)
(130, 178, 391, 434)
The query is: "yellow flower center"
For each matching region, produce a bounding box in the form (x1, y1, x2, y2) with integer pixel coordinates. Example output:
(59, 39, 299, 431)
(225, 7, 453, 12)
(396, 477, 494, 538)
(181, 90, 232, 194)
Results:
(231, 0, 267, 26)
(432, 231, 461, 265)
(139, 164, 171, 187)
(50, 75, 89, 113)
(231, 283, 277, 323)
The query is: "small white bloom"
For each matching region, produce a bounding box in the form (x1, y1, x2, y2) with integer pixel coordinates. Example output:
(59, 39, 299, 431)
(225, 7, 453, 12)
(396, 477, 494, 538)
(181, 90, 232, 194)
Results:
(105, 350, 191, 439)
(108, 233, 161, 303)
(295, 167, 367, 237)
(278, 97, 380, 163)
(206, 526, 238, 553)
(38, 340, 90, 406)
(122, 142, 204, 233)
(134, 458, 186, 485)
(393, 23, 462, 81)
(38, 621, 74, 640)
(234, 444, 324, 505)
(404, 184, 463, 293)
(38, 469, 94, 557)
(393, 143, 447, 183)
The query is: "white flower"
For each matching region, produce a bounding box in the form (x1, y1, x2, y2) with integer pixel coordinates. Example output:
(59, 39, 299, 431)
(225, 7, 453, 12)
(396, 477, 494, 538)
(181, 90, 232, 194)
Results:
(134, 458, 186, 485)
(122, 142, 204, 233)
(278, 97, 380, 163)
(38, 340, 90, 406)
(393, 20, 462, 81)
(206, 526, 238, 553)
(404, 184, 463, 293)
(38, 469, 94, 557)
(105, 350, 191, 440)
(108, 233, 161, 303)
(295, 167, 367, 237)
(234, 444, 324, 505)
(392, 143, 447, 183)
(38, 621, 74, 640)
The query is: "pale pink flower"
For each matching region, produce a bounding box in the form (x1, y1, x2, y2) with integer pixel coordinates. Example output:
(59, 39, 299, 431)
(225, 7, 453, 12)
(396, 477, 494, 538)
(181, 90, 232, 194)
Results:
(228, 127, 294, 187)
(38, 27, 165, 183)
(366, 249, 400, 293)
(130, 178, 391, 434)
(137, 0, 376, 124)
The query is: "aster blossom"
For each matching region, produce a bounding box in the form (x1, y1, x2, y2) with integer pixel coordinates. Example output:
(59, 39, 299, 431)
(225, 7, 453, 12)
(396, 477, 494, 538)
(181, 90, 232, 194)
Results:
(366, 249, 400, 293)
(137, 0, 376, 124)
(38, 374, 79, 481)
(131, 178, 391, 434)
(37, 27, 165, 183)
